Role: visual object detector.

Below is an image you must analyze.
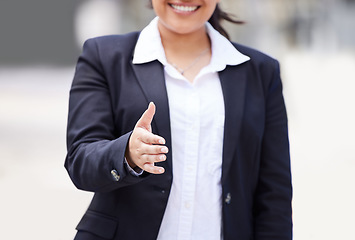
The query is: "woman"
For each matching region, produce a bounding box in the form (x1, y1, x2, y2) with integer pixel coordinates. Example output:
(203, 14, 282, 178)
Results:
(65, 0, 293, 239)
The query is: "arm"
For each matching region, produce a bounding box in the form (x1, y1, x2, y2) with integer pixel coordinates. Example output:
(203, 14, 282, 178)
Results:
(254, 60, 293, 239)
(65, 39, 167, 193)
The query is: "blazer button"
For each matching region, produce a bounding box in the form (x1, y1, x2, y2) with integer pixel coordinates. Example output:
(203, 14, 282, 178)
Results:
(111, 169, 120, 182)
(225, 193, 231, 204)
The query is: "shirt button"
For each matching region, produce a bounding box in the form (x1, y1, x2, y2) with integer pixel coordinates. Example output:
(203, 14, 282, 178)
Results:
(111, 169, 120, 182)
(225, 193, 231, 204)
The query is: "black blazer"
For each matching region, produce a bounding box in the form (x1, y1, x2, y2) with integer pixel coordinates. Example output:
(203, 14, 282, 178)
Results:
(65, 32, 292, 240)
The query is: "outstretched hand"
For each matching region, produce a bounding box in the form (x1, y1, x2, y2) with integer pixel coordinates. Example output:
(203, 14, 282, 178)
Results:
(125, 102, 168, 174)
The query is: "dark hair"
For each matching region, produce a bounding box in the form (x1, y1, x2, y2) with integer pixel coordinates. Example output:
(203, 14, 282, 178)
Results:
(208, 4, 244, 40)
(147, 2, 243, 40)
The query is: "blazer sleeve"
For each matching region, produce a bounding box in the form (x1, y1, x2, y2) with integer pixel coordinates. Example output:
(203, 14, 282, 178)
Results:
(254, 60, 293, 239)
(65, 38, 147, 193)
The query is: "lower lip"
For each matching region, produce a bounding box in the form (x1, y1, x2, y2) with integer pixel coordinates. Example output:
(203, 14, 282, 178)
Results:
(169, 4, 199, 15)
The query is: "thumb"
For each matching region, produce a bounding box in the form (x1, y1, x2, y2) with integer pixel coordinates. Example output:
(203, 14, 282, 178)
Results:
(136, 102, 155, 131)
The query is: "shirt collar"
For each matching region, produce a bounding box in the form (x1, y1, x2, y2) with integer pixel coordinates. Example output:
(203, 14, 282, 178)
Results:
(133, 16, 250, 71)
(133, 17, 167, 65)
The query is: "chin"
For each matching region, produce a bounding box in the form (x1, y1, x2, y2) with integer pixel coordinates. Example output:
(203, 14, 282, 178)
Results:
(162, 20, 206, 36)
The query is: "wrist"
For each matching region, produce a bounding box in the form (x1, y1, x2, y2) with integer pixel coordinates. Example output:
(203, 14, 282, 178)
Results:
(125, 147, 137, 169)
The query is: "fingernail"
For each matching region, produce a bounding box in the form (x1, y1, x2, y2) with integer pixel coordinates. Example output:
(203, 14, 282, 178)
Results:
(159, 155, 166, 161)
(159, 139, 165, 144)
(161, 147, 168, 153)
(159, 168, 164, 173)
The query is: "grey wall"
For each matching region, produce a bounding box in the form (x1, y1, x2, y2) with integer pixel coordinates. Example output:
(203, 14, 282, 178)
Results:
(0, 0, 78, 65)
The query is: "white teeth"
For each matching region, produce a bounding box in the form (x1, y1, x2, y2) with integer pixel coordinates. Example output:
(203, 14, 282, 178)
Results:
(171, 4, 198, 12)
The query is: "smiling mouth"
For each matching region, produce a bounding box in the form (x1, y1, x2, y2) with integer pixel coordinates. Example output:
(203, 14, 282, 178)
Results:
(169, 4, 199, 12)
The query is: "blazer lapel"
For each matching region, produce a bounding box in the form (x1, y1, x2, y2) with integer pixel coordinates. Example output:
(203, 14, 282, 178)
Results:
(219, 64, 247, 184)
(131, 61, 172, 173)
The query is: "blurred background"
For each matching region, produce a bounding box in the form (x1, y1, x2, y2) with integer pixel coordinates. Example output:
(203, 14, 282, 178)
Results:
(0, 0, 354, 239)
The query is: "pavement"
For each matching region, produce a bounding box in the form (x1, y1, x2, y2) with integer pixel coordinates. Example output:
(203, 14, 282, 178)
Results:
(0, 51, 354, 239)
(0, 67, 92, 240)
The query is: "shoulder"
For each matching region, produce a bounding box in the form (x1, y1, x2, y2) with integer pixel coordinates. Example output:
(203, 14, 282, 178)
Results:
(229, 42, 282, 92)
(75, 32, 141, 76)
(88, 32, 140, 47)
(231, 42, 277, 64)
(230, 42, 279, 71)
(232, 42, 280, 79)
(81, 32, 140, 59)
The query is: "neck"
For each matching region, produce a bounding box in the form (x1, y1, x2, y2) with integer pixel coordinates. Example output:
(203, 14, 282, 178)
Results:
(158, 21, 211, 57)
